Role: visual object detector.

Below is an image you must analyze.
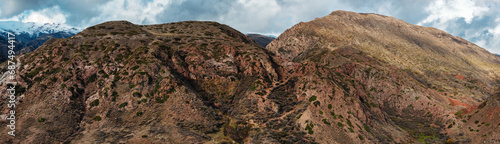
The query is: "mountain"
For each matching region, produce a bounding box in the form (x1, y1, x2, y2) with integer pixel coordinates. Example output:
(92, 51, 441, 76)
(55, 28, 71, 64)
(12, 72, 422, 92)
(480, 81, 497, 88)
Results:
(0, 11, 499, 143)
(0, 21, 79, 62)
(266, 10, 500, 143)
(246, 33, 276, 47)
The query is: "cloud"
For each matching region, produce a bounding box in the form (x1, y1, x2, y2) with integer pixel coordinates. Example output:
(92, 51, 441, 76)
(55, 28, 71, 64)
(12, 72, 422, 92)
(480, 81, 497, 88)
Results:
(87, 0, 171, 26)
(0, 5, 68, 24)
(418, 0, 489, 28)
(0, 0, 498, 54)
(417, 0, 500, 54)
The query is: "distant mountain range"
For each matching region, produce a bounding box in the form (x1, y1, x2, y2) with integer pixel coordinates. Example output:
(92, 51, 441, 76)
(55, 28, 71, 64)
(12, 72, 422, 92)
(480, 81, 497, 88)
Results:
(246, 33, 275, 47)
(0, 21, 80, 62)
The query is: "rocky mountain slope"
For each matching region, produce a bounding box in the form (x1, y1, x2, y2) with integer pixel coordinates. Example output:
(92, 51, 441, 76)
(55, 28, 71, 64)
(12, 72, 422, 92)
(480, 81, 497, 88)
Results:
(246, 34, 275, 47)
(0, 11, 499, 143)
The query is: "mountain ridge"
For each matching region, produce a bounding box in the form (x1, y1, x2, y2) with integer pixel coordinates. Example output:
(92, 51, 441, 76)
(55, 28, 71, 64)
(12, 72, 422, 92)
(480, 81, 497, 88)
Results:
(0, 11, 498, 143)
(0, 21, 80, 62)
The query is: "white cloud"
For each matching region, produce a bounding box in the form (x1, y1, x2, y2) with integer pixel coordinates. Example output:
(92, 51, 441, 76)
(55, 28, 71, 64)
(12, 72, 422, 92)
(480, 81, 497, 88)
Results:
(417, 0, 500, 54)
(218, 0, 281, 33)
(0, 0, 498, 54)
(87, 0, 174, 26)
(418, 0, 488, 29)
(0, 6, 68, 24)
(22, 6, 68, 24)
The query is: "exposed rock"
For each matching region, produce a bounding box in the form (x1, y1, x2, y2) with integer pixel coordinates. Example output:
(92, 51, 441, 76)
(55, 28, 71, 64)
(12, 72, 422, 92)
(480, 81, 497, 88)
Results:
(0, 11, 499, 143)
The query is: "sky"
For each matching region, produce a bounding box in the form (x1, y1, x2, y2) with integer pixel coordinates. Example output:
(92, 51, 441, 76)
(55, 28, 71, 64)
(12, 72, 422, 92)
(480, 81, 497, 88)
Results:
(0, 0, 499, 54)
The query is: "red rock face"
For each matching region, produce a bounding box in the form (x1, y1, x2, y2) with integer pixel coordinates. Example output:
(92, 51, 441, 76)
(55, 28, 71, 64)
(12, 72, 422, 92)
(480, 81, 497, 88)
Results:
(0, 11, 499, 144)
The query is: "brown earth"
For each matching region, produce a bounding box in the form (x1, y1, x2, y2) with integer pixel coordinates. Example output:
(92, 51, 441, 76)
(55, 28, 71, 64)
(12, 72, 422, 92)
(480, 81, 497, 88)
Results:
(0, 11, 498, 143)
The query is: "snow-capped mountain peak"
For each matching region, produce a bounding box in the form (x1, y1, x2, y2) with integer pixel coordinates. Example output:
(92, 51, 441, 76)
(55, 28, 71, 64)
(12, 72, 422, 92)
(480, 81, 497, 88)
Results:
(0, 21, 80, 37)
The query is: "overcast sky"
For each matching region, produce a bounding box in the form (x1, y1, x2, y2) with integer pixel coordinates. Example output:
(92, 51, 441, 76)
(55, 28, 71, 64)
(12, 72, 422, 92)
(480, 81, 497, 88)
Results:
(0, 0, 499, 54)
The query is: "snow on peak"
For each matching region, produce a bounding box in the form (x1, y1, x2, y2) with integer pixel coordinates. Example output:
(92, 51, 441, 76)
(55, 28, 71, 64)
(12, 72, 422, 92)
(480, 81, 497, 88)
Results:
(0, 21, 81, 37)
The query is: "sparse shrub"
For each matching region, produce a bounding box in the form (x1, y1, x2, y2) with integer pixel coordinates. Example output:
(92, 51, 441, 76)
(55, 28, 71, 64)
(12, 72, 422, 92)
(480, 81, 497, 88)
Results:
(337, 122, 344, 127)
(131, 65, 140, 70)
(358, 134, 364, 140)
(309, 96, 317, 102)
(34, 76, 43, 82)
(114, 54, 123, 61)
(328, 104, 332, 110)
(133, 92, 142, 97)
(313, 101, 320, 107)
(166, 88, 176, 94)
(87, 73, 98, 83)
(113, 75, 121, 83)
(322, 119, 331, 125)
(155, 95, 169, 103)
(129, 84, 135, 89)
(346, 119, 353, 127)
(92, 116, 102, 121)
(364, 124, 371, 132)
(119, 102, 128, 108)
(142, 135, 148, 138)
(38, 118, 46, 122)
(111, 91, 118, 101)
(90, 99, 99, 107)
(348, 128, 354, 133)
(305, 123, 314, 134)
(136, 111, 143, 116)
(455, 109, 465, 119)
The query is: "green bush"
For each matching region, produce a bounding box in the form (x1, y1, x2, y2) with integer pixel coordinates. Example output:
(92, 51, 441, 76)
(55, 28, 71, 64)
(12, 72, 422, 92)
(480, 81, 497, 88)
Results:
(90, 99, 99, 107)
(133, 92, 142, 97)
(38, 118, 46, 122)
(337, 122, 344, 127)
(313, 101, 320, 107)
(131, 65, 140, 70)
(87, 73, 98, 83)
(348, 128, 354, 133)
(346, 119, 353, 127)
(61, 83, 66, 88)
(111, 91, 118, 101)
(322, 119, 331, 125)
(119, 102, 128, 108)
(309, 96, 317, 102)
(136, 111, 143, 116)
(305, 123, 314, 134)
(92, 116, 102, 121)
(363, 124, 371, 132)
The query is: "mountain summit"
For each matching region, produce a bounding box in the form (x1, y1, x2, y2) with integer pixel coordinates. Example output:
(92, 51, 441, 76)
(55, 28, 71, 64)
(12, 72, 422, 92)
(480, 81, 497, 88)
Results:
(0, 11, 499, 143)
(0, 21, 80, 36)
(0, 21, 80, 62)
